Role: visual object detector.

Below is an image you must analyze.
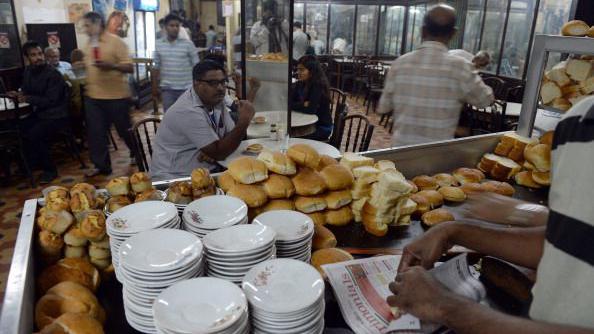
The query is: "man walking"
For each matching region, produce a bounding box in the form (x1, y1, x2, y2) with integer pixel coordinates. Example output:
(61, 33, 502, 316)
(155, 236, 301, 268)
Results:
(82, 11, 135, 177)
(153, 13, 199, 113)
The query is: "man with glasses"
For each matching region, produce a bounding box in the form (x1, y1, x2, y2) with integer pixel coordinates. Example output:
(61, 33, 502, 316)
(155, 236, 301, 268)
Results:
(150, 61, 255, 181)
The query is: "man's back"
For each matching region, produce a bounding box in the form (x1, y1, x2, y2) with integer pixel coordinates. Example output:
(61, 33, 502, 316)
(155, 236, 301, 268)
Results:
(154, 37, 198, 90)
(379, 41, 493, 146)
(206, 29, 217, 48)
(293, 29, 308, 60)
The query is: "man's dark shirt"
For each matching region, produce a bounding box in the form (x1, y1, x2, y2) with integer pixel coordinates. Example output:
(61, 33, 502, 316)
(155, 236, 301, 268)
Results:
(22, 64, 69, 119)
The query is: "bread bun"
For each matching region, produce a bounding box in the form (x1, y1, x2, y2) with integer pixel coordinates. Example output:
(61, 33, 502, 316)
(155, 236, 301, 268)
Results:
(287, 144, 321, 169)
(90, 257, 111, 270)
(295, 195, 327, 213)
(410, 193, 430, 216)
(361, 202, 391, 237)
(350, 197, 368, 223)
(399, 198, 417, 216)
(262, 174, 295, 199)
(494, 132, 538, 162)
(130, 172, 152, 193)
(524, 144, 551, 172)
(38, 230, 64, 256)
(41, 210, 75, 235)
(35, 281, 105, 330)
(453, 167, 486, 184)
(413, 190, 444, 209)
(351, 181, 373, 200)
(412, 175, 439, 191)
(190, 168, 212, 189)
(562, 20, 590, 36)
(307, 212, 326, 226)
(374, 160, 396, 171)
(38, 258, 100, 294)
(514, 171, 542, 189)
(481, 181, 515, 197)
(64, 245, 87, 258)
(587, 26, 594, 38)
(106, 195, 131, 213)
(64, 223, 87, 247)
(80, 211, 106, 242)
(192, 181, 217, 199)
(311, 248, 354, 277)
(545, 62, 571, 87)
(352, 166, 381, 184)
(325, 190, 353, 209)
(69, 189, 95, 214)
(39, 312, 105, 334)
(541, 81, 562, 104)
(551, 97, 571, 111)
(421, 208, 454, 227)
(313, 224, 337, 250)
(394, 215, 411, 226)
(566, 59, 593, 82)
(292, 168, 327, 196)
(477, 154, 521, 181)
(460, 182, 485, 195)
(70, 183, 96, 197)
(45, 186, 69, 201)
(105, 177, 130, 196)
(46, 196, 71, 212)
(438, 186, 467, 202)
(261, 199, 295, 212)
(89, 235, 109, 249)
(134, 189, 162, 202)
(325, 207, 353, 226)
(216, 171, 238, 193)
(316, 154, 339, 171)
(532, 171, 551, 186)
(378, 169, 414, 193)
(320, 164, 354, 191)
(339, 152, 374, 170)
(257, 151, 297, 175)
(228, 157, 268, 184)
(89, 245, 111, 259)
(166, 181, 193, 204)
(407, 180, 419, 193)
(227, 184, 268, 208)
(433, 173, 459, 187)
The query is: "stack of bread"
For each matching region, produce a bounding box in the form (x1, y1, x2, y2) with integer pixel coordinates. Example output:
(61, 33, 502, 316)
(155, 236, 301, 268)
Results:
(164, 168, 217, 205)
(35, 259, 105, 333)
(479, 131, 553, 188)
(104, 172, 159, 213)
(37, 183, 112, 272)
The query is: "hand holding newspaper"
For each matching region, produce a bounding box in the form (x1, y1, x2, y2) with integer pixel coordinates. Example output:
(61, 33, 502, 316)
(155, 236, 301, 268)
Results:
(322, 254, 485, 334)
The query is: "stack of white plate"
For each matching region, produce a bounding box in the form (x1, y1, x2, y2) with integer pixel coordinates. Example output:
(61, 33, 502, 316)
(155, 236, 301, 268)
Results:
(203, 224, 276, 284)
(253, 210, 315, 262)
(242, 259, 325, 334)
(119, 229, 205, 333)
(167, 188, 225, 215)
(182, 195, 248, 238)
(153, 277, 249, 334)
(106, 201, 180, 281)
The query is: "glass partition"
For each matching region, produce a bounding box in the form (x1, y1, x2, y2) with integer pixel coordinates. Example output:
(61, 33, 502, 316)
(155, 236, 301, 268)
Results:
(294, 3, 304, 25)
(329, 4, 355, 55)
(462, 0, 485, 54)
(355, 5, 379, 56)
(534, 0, 574, 71)
(500, 0, 536, 78)
(378, 5, 405, 56)
(406, 4, 426, 53)
(306, 3, 328, 55)
(480, 0, 508, 73)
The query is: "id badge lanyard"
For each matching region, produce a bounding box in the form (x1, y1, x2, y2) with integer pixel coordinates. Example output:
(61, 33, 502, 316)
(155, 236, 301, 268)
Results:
(205, 107, 226, 139)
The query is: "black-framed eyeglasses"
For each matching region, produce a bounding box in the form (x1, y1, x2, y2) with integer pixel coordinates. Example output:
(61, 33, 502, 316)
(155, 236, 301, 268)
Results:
(198, 79, 229, 88)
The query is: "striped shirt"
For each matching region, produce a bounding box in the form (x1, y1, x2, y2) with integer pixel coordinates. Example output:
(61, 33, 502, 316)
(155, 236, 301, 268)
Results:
(378, 41, 494, 146)
(529, 96, 594, 329)
(153, 37, 199, 90)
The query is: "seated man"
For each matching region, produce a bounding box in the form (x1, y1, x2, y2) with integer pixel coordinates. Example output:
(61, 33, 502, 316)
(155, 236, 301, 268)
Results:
(448, 49, 491, 70)
(150, 61, 255, 180)
(45, 46, 75, 78)
(8, 41, 70, 184)
(387, 97, 594, 333)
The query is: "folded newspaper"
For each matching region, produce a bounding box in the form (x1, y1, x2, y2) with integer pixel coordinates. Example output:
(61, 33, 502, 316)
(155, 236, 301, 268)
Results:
(322, 254, 485, 334)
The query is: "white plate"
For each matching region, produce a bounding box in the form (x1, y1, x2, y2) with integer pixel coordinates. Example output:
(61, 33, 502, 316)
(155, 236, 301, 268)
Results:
(242, 259, 324, 314)
(182, 196, 248, 230)
(107, 201, 178, 235)
(153, 277, 247, 334)
(253, 210, 314, 242)
(203, 225, 276, 253)
(119, 229, 203, 273)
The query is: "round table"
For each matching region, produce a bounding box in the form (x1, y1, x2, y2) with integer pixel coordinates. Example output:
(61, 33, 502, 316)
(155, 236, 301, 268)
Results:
(218, 138, 341, 167)
(0, 100, 29, 112)
(247, 111, 318, 139)
(504, 102, 562, 134)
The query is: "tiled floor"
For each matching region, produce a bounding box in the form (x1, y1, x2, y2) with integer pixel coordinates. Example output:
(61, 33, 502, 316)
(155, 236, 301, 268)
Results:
(0, 96, 393, 305)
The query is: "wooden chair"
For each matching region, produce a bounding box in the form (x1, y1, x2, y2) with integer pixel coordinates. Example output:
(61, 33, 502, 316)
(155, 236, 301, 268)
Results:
(483, 77, 506, 100)
(335, 114, 375, 152)
(0, 95, 34, 186)
(505, 84, 525, 103)
(328, 88, 348, 148)
(130, 117, 161, 172)
(466, 100, 507, 135)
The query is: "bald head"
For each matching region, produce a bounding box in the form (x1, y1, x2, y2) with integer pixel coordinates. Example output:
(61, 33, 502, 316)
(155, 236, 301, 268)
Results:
(422, 4, 457, 42)
(44, 47, 60, 67)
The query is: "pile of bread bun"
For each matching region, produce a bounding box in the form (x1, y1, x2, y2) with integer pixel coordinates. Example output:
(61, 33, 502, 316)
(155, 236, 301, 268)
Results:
(480, 131, 553, 188)
(165, 168, 217, 204)
(218, 143, 355, 225)
(104, 172, 159, 213)
(539, 20, 594, 111)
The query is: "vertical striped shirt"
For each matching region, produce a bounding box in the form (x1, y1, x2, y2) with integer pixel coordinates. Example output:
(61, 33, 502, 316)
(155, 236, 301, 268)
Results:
(378, 41, 494, 147)
(153, 37, 199, 90)
(529, 96, 594, 329)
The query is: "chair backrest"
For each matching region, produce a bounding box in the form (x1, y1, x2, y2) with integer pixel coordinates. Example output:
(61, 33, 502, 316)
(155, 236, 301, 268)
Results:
(329, 88, 347, 146)
(505, 84, 525, 103)
(130, 117, 161, 172)
(335, 114, 374, 152)
(0, 94, 22, 125)
(465, 101, 506, 135)
(482, 77, 506, 100)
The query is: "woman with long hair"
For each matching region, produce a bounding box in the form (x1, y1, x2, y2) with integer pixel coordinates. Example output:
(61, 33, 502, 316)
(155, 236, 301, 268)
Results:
(291, 55, 332, 140)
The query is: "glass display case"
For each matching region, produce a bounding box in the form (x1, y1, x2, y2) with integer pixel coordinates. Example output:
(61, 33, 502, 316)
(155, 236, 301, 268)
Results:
(0, 0, 22, 70)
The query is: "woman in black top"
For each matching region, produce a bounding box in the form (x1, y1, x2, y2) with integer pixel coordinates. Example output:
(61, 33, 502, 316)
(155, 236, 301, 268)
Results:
(291, 55, 332, 141)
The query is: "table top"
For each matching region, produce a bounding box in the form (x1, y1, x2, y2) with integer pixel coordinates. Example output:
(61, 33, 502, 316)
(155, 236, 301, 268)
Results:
(218, 138, 341, 167)
(247, 111, 318, 139)
(0, 100, 29, 112)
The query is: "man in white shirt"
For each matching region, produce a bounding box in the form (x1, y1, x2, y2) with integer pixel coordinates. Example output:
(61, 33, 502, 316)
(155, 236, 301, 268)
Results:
(206, 25, 217, 48)
(449, 49, 491, 70)
(292, 22, 308, 60)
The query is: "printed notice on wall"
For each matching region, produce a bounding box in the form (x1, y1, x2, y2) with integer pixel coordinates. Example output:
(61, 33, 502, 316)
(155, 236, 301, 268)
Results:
(47, 31, 61, 48)
(0, 32, 10, 49)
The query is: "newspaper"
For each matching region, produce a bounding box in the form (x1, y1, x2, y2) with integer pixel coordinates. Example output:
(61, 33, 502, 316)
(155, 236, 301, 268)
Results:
(322, 254, 485, 334)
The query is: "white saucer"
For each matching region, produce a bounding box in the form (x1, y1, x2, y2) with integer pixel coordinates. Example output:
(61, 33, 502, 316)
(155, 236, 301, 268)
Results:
(107, 201, 178, 236)
(203, 225, 276, 253)
(253, 210, 314, 242)
(182, 195, 247, 230)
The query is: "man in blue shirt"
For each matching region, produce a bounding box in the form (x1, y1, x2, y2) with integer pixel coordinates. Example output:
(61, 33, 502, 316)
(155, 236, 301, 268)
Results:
(45, 47, 75, 78)
(153, 14, 199, 113)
